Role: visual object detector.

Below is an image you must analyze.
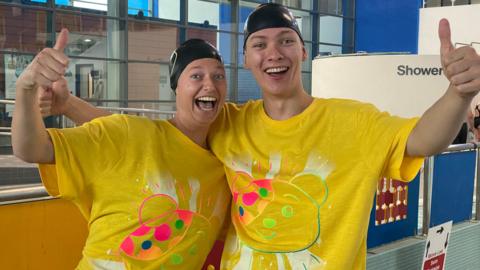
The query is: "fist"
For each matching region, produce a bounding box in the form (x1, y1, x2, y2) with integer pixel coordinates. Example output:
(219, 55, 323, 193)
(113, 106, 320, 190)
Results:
(16, 29, 69, 93)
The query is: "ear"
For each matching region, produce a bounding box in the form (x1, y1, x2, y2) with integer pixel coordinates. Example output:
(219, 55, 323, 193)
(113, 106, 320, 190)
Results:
(301, 45, 307, 61)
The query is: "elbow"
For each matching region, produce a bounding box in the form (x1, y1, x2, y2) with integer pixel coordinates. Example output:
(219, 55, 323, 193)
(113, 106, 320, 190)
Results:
(12, 146, 37, 163)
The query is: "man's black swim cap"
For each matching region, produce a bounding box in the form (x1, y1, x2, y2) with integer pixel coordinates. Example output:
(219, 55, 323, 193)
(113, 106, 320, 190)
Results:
(243, 3, 304, 50)
(169, 39, 223, 92)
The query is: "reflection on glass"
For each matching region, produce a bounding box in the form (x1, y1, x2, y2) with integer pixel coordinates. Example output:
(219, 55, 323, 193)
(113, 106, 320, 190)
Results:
(188, 0, 222, 30)
(319, 15, 342, 45)
(289, 8, 312, 41)
(157, 0, 180, 21)
(127, 62, 176, 118)
(302, 72, 311, 93)
(319, 0, 343, 15)
(318, 44, 342, 56)
(0, 6, 48, 53)
(56, 0, 108, 12)
(237, 68, 261, 103)
(272, 0, 311, 10)
(55, 13, 108, 58)
(128, 0, 149, 17)
(128, 21, 178, 62)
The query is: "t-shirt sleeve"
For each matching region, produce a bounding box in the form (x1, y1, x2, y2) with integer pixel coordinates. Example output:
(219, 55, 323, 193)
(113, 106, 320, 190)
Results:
(38, 115, 128, 201)
(358, 104, 424, 182)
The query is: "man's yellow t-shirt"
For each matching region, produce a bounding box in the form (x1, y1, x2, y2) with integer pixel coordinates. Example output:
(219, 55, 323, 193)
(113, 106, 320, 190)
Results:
(39, 114, 229, 270)
(209, 98, 423, 270)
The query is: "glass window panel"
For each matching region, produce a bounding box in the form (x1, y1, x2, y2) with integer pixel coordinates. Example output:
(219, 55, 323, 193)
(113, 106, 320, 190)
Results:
(128, 0, 150, 17)
(55, 13, 111, 59)
(454, 0, 471, 5)
(319, 15, 342, 45)
(319, 0, 343, 15)
(237, 67, 261, 103)
(128, 21, 178, 62)
(0, 6, 49, 53)
(157, 0, 180, 21)
(56, 0, 109, 13)
(224, 66, 234, 101)
(289, 8, 312, 41)
(185, 28, 219, 50)
(423, 0, 440, 7)
(188, 0, 234, 33)
(272, 0, 312, 10)
(127, 62, 175, 116)
(216, 32, 235, 66)
(318, 44, 342, 56)
(302, 71, 311, 93)
(343, 18, 354, 48)
(238, 34, 246, 66)
(0, 52, 34, 127)
(239, 1, 262, 33)
(442, 0, 471, 6)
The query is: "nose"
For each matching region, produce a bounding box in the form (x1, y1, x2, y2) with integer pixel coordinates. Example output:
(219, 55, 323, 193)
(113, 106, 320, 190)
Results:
(266, 44, 283, 61)
(202, 74, 216, 91)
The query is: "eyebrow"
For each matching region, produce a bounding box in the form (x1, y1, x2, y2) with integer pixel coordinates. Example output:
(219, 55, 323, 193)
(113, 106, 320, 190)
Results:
(188, 64, 225, 71)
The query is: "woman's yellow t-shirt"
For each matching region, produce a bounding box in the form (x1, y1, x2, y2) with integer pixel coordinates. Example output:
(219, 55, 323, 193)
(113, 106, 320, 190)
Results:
(39, 114, 229, 270)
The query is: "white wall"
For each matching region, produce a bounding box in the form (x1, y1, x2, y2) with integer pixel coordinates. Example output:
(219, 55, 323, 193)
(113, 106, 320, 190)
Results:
(311, 54, 449, 118)
(418, 5, 480, 54)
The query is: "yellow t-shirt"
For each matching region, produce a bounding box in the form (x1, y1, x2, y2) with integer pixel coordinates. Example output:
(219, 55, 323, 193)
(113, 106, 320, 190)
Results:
(209, 98, 424, 270)
(39, 114, 229, 270)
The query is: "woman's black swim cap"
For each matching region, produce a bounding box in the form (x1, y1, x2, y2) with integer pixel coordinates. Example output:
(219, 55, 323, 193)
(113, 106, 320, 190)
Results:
(169, 39, 223, 92)
(243, 3, 304, 50)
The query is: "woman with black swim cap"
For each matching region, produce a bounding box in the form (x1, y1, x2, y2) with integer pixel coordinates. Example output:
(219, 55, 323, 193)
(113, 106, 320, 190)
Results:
(12, 32, 230, 269)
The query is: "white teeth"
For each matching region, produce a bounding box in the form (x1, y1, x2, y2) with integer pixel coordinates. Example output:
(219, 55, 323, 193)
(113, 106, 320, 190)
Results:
(265, 67, 288, 73)
(196, 96, 217, 102)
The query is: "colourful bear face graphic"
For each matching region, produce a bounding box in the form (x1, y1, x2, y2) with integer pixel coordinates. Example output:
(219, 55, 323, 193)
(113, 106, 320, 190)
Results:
(119, 194, 211, 267)
(231, 171, 328, 253)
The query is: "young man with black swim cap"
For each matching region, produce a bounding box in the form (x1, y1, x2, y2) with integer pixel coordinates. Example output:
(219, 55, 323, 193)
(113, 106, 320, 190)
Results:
(33, 3, 480, 269)
(207, 3, 480, 269)
(12, 33, 230, 269)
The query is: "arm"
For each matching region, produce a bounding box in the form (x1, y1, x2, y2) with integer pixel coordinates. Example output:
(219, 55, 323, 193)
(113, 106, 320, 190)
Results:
(12, 29, 69, 164)
(406, 19, 480, 157)
(38, 78, 111, 125)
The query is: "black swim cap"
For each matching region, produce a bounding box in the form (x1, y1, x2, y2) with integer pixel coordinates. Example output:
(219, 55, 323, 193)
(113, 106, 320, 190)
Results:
(243, 3, 304, 50)
(169, 39, 223, 92)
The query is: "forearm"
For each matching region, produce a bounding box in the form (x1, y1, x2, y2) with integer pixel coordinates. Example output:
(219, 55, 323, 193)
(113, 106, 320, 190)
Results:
(407, 85, 473, 157)
(12, 87, 54, 164)
(63, 95, 112, 125)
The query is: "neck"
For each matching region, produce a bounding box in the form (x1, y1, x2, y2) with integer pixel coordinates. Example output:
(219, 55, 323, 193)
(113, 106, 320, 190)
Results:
(169, 117, 210, 149)
(262, 90, 313, 120)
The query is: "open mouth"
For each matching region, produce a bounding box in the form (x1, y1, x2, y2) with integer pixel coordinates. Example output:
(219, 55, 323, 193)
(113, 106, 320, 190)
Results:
(195, 96, 217, 111)
(265, 66, 289, 75)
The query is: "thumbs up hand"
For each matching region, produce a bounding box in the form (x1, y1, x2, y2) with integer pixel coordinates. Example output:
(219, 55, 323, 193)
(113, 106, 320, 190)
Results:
(16, 28, 70, 93)
(439, 19, 480, 98)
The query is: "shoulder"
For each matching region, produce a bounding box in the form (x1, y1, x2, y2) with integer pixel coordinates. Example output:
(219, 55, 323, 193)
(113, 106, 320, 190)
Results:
(84, 114, 163, 139)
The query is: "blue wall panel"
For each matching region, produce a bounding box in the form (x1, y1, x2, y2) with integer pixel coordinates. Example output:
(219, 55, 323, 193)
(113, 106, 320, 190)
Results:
(355, 0, 422, 54)
(430, 151, 476, 227)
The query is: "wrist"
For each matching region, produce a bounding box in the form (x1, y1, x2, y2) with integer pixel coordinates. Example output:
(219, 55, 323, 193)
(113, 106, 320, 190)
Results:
(61, 93, 75, 116)
(446, 84, 477, 104)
